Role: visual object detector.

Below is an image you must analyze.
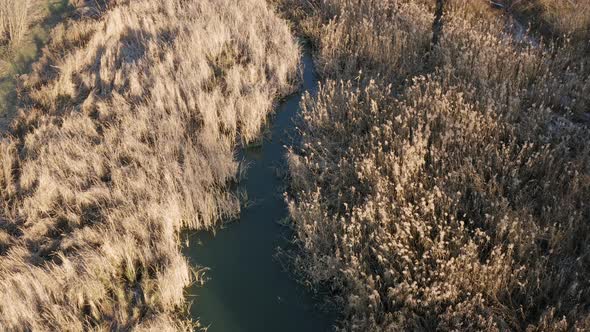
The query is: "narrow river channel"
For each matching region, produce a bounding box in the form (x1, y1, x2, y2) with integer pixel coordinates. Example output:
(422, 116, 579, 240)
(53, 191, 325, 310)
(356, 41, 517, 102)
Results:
(182, 49, 333, 331)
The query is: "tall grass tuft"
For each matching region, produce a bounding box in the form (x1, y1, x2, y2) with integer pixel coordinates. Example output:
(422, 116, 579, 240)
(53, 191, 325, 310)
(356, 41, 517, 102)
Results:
(0, 0, 30, 48)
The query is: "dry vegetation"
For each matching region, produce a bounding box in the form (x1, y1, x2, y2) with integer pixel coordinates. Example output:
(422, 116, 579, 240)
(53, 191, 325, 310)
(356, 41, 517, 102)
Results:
(0, 0, 75, 126)
(0, 0, 30, 48)
(507, 0, 590, 43)
(0, 0, 299, 330)
(283, 0, 590, 330)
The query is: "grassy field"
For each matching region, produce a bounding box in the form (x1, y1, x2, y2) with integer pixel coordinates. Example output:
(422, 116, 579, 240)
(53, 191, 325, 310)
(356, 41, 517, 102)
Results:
(283, 0, 590, 330)
(0, 0, 299, 330)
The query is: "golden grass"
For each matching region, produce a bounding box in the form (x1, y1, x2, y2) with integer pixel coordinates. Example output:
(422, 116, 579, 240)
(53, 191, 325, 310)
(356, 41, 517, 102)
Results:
(283, 0, 590, 330)
(0, 0, 74, 126)
(0, 0, 30, 48)
(0, 0, 299, 330)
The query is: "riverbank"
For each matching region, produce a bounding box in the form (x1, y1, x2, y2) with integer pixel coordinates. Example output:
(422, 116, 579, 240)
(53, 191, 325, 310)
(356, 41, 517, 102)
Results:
(283, 1, 590, 330)
(508, 0, 590, 43)
(182, 49, 334, 332)
(0, 0, 299, 329)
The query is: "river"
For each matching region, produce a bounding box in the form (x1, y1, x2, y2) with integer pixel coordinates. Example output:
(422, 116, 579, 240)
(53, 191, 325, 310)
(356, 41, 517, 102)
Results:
(182, 49, 333, 332)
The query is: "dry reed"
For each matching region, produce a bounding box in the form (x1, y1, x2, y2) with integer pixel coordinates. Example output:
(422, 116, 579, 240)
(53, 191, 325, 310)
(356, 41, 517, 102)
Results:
(509, 0, 590, 43)
(0, 0, 299, 330)
(284, 1, 590, 330)
(0, 0, 30, 48)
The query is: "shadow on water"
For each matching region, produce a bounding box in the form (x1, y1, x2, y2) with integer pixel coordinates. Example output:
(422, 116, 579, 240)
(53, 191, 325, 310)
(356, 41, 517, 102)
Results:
(182, 49, 334, 331)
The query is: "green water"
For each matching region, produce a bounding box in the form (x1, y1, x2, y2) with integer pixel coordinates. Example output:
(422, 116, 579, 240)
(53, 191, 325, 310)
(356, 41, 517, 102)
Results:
(182, 51, 333, 331)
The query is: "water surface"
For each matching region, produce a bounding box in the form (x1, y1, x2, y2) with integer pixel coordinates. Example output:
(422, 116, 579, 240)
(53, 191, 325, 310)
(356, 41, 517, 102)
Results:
(183, 50, 333, 332)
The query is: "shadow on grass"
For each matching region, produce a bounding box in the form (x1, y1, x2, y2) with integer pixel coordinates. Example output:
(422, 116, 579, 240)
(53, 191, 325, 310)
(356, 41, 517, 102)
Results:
(0, 0, 75, 126)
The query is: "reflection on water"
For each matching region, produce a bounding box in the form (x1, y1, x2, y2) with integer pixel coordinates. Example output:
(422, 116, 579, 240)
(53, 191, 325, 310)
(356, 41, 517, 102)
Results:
(182, 50, 333, 332)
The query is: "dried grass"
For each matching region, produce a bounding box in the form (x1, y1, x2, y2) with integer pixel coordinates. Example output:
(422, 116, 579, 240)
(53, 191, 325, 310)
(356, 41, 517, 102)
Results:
(284, 1, 590, 330)
(0, 0, 299, 330)
(509, 0, 590, 43)
(0, 0, 30, 48)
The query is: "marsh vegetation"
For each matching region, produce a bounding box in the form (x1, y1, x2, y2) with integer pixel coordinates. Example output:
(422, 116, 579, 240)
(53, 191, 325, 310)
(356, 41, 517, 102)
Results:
(0, 0, 299, 329)
(508, 0, 590, 42)
(0, 0, 589, 331)
(282, 0, 590, 330)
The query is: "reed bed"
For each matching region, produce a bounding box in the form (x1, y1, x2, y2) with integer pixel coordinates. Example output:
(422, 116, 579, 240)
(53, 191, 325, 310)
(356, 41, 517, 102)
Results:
(0, 0, 299, 330)
(283, 1, 590, 330)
